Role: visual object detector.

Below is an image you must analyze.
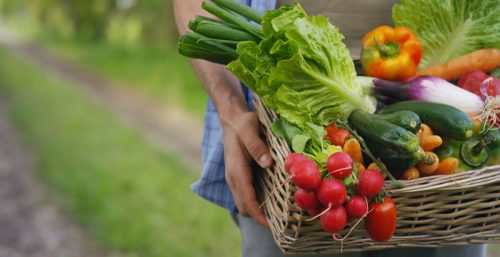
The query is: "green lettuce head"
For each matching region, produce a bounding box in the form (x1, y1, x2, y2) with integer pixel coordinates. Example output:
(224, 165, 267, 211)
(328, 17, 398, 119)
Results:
(228, 4, 376, 128)
(393, 0, 500, 69)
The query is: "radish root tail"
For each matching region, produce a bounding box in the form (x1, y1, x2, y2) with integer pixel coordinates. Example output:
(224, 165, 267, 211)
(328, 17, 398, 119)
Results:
(477, 95, 500, 132)
(259, 176, 293, 209)
(306, 204, 331, 221)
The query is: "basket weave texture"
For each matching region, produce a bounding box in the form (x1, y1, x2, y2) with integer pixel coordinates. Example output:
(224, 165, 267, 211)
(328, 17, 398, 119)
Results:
(253, 96, 500, 254)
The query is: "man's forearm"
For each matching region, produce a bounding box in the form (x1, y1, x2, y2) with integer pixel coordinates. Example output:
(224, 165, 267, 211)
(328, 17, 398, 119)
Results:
(172, 0, 248, 127)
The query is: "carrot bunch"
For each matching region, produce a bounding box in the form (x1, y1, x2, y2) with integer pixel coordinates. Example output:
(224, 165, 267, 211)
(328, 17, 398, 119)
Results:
(402, 123, 459, 180)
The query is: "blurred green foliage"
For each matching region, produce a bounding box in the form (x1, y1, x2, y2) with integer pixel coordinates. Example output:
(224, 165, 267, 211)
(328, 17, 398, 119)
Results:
(1, 0, 207, 115)
(0, 0, 178, 47)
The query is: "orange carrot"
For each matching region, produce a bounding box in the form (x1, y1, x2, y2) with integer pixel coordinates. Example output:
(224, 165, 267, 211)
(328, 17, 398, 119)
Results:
(434, 157, 459, 175)
(417, 48, 500, 81)
(367, 162, 387, 179)
(417, 124, 433, 139)
(417, 152, 439, 176)
(356, 162, 366, 173)
(343, 138, 363, 163)
(401, 167, 420, 180)
(420, 135, 443, 151)
(367, 162, 386, 171)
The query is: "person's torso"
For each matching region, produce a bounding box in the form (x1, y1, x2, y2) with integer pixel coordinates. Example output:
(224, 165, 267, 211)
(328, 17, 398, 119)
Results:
(276, 0, 399, 58)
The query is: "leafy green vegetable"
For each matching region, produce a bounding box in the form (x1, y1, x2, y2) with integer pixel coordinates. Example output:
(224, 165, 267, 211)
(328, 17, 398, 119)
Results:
(270, 119, 341, 165)
(292, 134, 311, 153)
(393, 0, 500, 69)
(270, 119, 302, 146)
(228, 4, 376, 127)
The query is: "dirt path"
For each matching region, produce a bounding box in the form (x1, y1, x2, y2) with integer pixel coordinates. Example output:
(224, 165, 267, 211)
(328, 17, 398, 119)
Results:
(0, 25, 203, 172)
(0, 100, 119, 257)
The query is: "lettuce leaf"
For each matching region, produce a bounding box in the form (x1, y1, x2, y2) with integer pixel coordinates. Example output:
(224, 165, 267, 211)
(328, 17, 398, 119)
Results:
(228, 4, 376, 128)
(393, 0, 500, 69)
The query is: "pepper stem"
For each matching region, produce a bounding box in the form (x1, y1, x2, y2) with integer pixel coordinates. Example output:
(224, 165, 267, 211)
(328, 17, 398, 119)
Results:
(472, 135, 495, 154)
(373, 38, 400, 59)
(422, 154, 436, 165)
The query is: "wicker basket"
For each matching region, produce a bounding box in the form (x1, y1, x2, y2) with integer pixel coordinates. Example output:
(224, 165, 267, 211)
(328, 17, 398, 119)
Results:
(253, 96, 500, 254)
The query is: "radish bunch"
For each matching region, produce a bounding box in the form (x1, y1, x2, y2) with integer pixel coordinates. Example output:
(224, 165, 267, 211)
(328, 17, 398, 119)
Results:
(285, 151, 385, 236)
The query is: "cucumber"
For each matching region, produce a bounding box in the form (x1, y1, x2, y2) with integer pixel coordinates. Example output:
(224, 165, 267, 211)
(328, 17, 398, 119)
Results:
(377, 111, 421, 133)
(349, 109, 425, 172)
(378, 101, 473, 139)
(364, 138, 421, 174)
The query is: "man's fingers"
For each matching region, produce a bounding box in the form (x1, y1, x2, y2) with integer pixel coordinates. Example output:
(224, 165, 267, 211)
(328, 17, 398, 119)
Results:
(235, 113, 272, 169)
(241, 135, 272, 169)
(239, 179, 268, 226)
(246, 200, 268, 226)
(223, 115, 269, 227)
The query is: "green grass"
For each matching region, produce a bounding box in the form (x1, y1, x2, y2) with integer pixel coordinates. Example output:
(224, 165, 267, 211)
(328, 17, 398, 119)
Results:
(0, 46, 239, 257)
(41, 36, 207, 116)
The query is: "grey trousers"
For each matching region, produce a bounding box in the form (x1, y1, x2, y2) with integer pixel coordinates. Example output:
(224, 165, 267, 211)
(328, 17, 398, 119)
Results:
(231, 213, 487, 257)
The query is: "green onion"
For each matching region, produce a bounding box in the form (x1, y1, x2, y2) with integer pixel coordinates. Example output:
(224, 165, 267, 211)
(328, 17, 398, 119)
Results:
(212, 0, 264, 24)
(189, 15, 240, 30)
(202, 1, 263, 38)
(190, 20, 260, 42)
(178, 32, 238, 65)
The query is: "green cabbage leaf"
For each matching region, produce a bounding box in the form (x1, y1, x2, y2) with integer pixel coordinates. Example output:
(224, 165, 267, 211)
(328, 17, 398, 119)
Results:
(393, 0, 500, 69)
(227, 4, 376, 128)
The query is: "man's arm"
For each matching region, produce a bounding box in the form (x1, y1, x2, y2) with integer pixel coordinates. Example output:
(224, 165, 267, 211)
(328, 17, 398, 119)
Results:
(173, 0, 272, 226)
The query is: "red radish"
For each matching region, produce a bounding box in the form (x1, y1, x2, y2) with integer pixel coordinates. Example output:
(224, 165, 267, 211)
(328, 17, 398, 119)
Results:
(357, 169, 384, 198)
(346, 214, 355, 223)
(284, 153, 308, 173)
(458, 71, 500, 98)
(261, 158, 319, 208)
(295, 188, 320, 210)
(289, 160, 321, 191)
(308, 206, 324, 217)
(317, 179, 347, 207)
(346, 195, 368, 218)
(320, 205, 347, 233)
(326, 152, 354, 179)
(458, 71, 500, 127)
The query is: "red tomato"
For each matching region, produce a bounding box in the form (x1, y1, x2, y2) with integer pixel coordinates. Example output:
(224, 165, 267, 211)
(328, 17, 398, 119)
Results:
(364, 197, 397, 242)
(325, 124, 351, 147)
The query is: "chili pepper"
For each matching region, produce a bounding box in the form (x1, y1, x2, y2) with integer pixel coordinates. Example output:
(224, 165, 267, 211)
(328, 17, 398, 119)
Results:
(361, 26, 422, 81)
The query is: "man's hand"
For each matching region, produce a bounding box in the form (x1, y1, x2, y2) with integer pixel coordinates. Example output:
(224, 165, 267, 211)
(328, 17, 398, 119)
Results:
(173, 0, 272, 226)
(223, 112, 272, 226)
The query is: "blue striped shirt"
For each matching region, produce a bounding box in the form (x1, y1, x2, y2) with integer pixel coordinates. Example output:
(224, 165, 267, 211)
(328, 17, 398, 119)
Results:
(191, 0, 276, 212)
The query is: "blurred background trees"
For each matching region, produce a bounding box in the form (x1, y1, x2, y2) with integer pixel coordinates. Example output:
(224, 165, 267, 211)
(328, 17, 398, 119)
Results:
(0, 0, 178, 48)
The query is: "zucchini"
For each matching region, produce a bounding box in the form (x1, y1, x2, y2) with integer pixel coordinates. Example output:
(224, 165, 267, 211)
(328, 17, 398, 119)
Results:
(349, 109, 425, 172)
(377, 111, 421, 133)
(364, 138, 422, 174)
(378, 101, 473, 139)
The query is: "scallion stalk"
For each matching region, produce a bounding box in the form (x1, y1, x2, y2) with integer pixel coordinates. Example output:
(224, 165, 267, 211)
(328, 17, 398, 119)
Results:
(202, 1, 263, 39)
(191, 20, 260, 42)
(178, 32, 238, 65)
(212, 0, 263, 24)
(190, 15, 241, 30)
